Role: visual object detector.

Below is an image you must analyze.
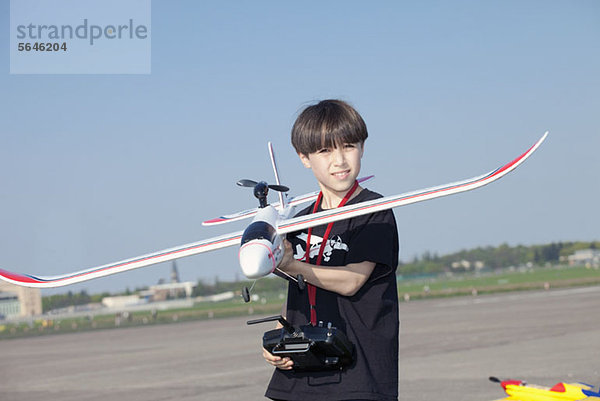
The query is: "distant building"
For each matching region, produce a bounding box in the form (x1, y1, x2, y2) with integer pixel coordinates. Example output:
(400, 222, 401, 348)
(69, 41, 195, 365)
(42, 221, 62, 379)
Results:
(0, 291, 19, 317)
(101, 295, 145, 309)
(450, 260, 485, 271)
(568, 249, 600, 267)
(149, 282, 195, 301)
(0, 282, 42, 318)
(170, 261, 180, 283)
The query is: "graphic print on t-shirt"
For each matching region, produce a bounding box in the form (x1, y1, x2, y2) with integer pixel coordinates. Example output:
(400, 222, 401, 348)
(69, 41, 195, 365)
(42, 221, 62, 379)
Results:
(293, 232, 349, 262)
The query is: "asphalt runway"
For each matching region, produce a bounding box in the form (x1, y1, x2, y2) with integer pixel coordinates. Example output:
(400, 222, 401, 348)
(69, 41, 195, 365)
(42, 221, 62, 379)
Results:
(2, 286, 600, 401)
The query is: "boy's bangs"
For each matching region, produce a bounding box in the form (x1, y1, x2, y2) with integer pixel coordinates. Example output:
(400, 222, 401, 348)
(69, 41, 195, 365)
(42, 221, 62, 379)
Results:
(316, 125, 364, 152)
(297, 125, 363, 154)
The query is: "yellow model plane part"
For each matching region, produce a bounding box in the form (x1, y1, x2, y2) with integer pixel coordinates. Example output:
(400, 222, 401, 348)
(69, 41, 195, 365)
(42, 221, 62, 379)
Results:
(500, 382, 600, 401)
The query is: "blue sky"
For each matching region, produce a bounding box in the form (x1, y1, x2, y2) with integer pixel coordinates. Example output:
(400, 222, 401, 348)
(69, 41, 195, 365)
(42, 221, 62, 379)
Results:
(0, 1, 598, 294)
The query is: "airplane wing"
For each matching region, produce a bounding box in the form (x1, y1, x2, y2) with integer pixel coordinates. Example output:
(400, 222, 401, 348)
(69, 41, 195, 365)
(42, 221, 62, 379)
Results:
(0, 230, 243, 288)
(202, 175, 374, 226)
(0, 132, 546, 289)
(277, 132, 548, 235)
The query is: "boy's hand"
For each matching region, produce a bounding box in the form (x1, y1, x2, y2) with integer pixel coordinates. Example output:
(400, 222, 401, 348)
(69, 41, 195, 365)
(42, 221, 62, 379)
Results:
(263, 347, 294, 370)
(277, 239, 295, 271)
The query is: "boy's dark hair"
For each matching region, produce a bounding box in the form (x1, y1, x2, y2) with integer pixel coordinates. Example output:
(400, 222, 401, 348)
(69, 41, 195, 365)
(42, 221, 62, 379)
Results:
(291, 99, 368, 155)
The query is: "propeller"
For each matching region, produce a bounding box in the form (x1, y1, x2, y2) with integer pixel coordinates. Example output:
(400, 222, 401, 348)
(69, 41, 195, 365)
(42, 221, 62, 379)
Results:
(236, 179, 289, 193)
(237, 179, 289, 208)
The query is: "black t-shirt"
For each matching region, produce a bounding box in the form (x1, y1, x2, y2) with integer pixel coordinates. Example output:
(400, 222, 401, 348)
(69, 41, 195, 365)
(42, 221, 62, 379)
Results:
(265, 189, 399, 401)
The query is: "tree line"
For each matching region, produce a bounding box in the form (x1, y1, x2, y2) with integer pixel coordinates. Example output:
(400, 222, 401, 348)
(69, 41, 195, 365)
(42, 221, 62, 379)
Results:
(399, 241, 598, 275)
(42, 290, 109, 312)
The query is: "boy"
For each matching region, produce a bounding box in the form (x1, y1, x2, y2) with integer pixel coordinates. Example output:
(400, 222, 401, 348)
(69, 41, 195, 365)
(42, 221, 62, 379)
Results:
(264, 100, 399, 401)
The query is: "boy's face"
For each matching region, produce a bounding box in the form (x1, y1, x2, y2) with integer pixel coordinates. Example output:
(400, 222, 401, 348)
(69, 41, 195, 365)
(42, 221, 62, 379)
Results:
(298, 142, 364, 204)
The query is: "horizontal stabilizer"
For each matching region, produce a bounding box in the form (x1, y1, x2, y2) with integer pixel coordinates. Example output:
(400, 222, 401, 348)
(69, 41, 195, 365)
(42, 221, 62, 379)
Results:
(203, 175, 374, 226)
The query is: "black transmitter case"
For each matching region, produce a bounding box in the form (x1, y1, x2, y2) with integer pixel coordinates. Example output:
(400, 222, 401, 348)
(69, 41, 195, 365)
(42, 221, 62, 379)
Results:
(248, 315, 354, 371)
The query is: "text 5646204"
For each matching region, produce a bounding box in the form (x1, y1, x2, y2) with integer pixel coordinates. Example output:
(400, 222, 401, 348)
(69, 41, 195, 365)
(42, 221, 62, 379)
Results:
(18, 42, 67, 52)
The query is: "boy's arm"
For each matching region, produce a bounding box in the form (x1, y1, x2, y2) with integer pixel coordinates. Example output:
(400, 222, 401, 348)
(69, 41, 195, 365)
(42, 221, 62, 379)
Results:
(278, 240, 375, 297)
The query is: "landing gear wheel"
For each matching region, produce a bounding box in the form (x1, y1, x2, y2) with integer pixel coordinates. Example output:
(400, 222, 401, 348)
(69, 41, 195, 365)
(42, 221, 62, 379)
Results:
(297, 274, 305, 291)
(242, 286, 251, 303)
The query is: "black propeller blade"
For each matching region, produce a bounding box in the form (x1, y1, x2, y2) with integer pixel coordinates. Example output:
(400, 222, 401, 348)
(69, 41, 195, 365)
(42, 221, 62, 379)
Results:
(268, 184, 289, 192)
(237, 179, 258, 188)
(489, 376, 526, 386)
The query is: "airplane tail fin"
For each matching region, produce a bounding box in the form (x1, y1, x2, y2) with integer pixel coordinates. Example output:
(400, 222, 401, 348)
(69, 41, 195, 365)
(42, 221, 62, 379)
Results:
(268, 142, 287, 210)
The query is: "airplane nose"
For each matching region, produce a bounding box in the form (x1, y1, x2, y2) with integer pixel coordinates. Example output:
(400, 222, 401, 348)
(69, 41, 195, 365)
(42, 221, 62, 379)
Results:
(239, 240, 276, 279)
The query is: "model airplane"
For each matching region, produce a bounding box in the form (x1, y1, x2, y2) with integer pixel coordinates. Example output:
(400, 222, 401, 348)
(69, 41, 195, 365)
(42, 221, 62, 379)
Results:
(490, 376, 600, 400)
(0, 132, 548, 300)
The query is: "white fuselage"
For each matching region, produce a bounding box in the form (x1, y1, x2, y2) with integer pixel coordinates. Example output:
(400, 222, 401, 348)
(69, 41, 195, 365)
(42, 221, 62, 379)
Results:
(238, 206, 284, 279)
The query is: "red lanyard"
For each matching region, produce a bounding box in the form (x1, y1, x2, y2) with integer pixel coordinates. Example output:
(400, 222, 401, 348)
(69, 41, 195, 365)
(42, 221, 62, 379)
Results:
(304, 180, 359, 326)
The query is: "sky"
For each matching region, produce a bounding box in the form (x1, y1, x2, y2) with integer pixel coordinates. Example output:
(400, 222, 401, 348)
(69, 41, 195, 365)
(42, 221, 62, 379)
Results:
(0, 0, 598, 295)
